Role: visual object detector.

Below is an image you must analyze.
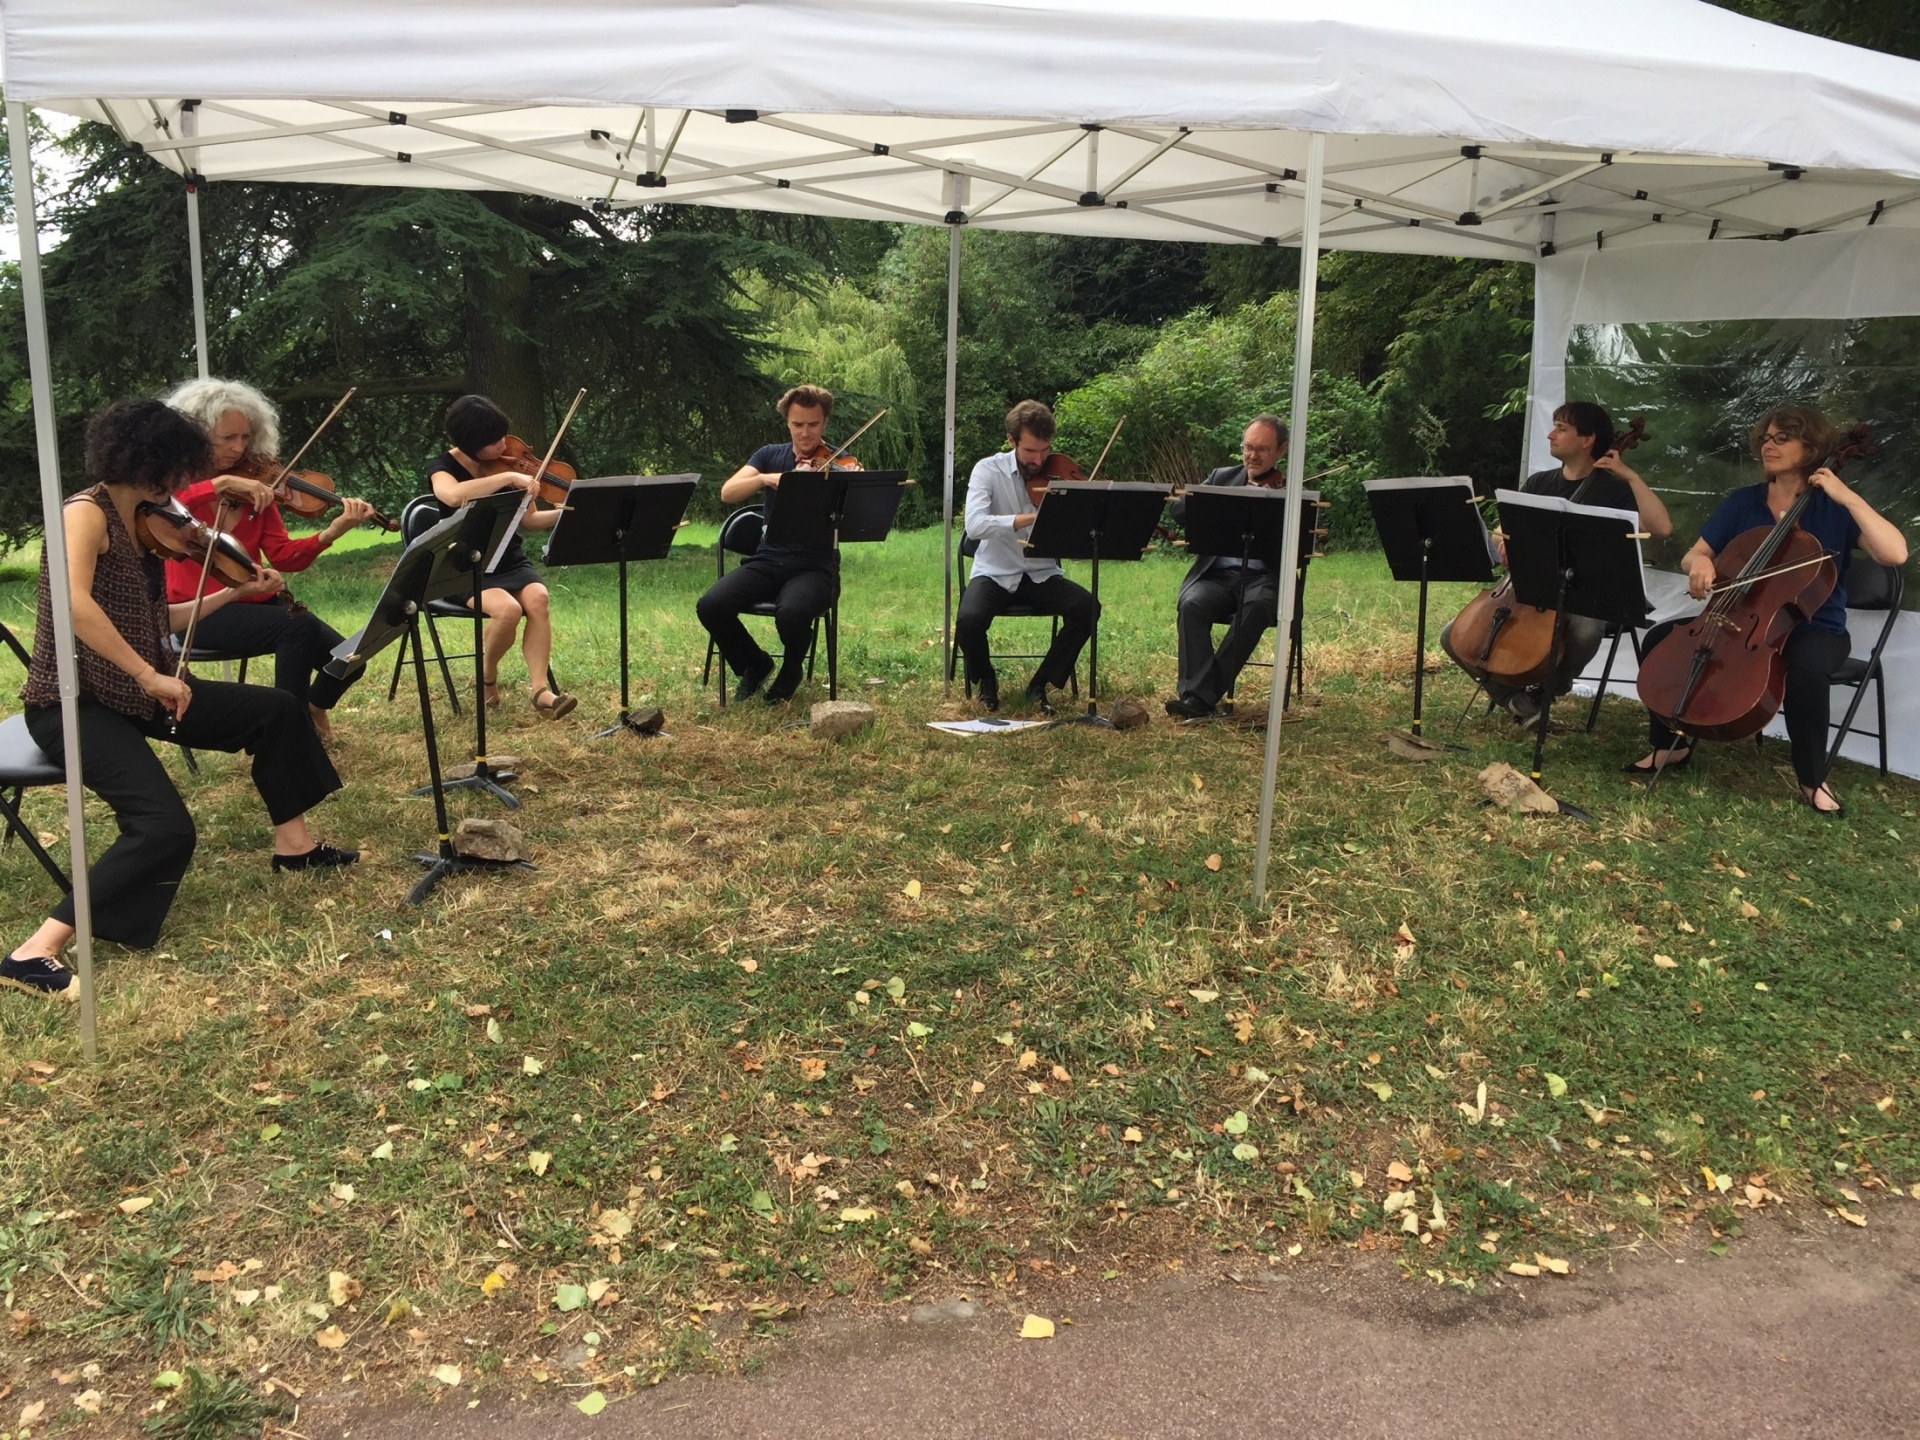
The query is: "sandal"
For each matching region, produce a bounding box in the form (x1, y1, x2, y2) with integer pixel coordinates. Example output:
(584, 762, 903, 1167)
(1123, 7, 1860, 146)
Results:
(533, 687, 578, 721)
(481, 673, 502, 709)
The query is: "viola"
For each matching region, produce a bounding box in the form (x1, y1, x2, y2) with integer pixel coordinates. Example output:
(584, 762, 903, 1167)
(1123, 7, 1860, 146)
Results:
(1635, 425, 1872, 744)
(1024, 451, 1086, 508)
(499, 434, 578, 506)
(134, 500, 261, 589)
(232, 453, 397, 533)
(1443, 416, 1648, 690)
(234, 454, 399, 533)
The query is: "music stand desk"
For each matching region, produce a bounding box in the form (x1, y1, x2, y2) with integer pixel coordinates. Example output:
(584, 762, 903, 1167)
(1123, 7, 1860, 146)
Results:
(1024, 480, 1170, 714)
(544, 474, 698, 738)
(1364, 475, 1493, 736)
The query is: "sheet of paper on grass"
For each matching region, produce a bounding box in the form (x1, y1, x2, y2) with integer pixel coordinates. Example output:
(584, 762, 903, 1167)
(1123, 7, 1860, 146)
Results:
(926, 718, 1052, 736)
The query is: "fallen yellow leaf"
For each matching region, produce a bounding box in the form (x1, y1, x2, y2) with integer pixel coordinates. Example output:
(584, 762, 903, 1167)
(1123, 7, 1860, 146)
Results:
(314, 1325, 348, 1350)
(576, 1391, 608, 1416)
(1122, 1126, 1144, 1143)
(903, 879, 922, 900)
(1019, 1313, 1056, 1339)
(1507, 1262, 1541, 1277)
(1204, 854, 1223, 872)
(117, 1195, 153, 1214)
(431, 1364, 462, 1386)
(327, 1271, 361, 1306)
(481, 1271, 507, 1298)
(798, 1057, 828, 1082)
(1653, 954, 1678, 969)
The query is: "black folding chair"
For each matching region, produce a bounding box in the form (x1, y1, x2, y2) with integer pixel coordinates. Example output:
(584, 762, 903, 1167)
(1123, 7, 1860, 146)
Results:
(0, 622, 72, 891)
(1222, 564, 1308, 714)
(701, 507, 836, 707)
(946, 533, 1078, 699)
(1827, 553, 1904, 777)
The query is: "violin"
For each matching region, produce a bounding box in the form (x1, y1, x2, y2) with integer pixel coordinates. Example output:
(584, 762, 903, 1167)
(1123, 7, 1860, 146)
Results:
(1635, 424, 1872, 744)
(234, 454, 399, 533)
(794, 448, 862, 472)
(499, 434, 578, 506)
(134, 500, 262, 588)
(1442, 416, 1648, 690)
(1025, 452, 1086, 508)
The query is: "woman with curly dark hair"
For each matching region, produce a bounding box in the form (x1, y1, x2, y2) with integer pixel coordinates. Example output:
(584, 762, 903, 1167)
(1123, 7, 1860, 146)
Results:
(2, 399, 357, 1002)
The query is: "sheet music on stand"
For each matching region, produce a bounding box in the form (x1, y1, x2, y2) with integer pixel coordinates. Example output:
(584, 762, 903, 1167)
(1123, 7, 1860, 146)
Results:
(765, 469, 912, 550)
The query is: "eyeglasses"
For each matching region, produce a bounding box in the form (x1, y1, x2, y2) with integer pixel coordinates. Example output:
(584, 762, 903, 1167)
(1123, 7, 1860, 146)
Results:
(1761, 432, 1798, 446)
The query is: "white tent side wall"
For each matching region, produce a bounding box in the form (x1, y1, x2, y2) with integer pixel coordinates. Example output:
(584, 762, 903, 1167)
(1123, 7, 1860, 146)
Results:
(1529, 227, 1920, 778)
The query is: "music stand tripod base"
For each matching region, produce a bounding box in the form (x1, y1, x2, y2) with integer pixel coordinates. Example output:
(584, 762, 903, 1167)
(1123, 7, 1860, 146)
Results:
(407, 851, 537, 908)
(409, 766, 520, 808)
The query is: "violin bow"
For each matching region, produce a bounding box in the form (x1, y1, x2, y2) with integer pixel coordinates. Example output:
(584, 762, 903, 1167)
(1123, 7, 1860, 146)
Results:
(265, 387, 357, 493)
(1083, 418, 1126, 484)
(819, 407, 888, 468)
(174, 498, 233, 679)
(528, 389, 588, 495)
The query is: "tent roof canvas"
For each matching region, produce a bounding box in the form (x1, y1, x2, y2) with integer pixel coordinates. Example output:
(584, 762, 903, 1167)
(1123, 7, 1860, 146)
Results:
(6, 0, 1920, 260)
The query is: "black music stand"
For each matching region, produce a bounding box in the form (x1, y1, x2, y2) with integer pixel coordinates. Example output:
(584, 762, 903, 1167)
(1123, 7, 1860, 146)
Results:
(1498, 489, 1649, 788)
(765, 468, 912, 700)
(406, 493, 529, 809)
(542, 473, 698, 739)
(1365, 476, 1495, 738)
(1024, 480, 1170, 720)
(325, 497, 535, 906)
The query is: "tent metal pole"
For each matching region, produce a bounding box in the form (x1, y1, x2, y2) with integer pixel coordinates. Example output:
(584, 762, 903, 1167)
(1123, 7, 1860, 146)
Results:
(186, 181, 210, 379)
(8, 100, 99, 1059)
(183, 102, 210, 379)
(940, 210, 961, 697)
(1252, 130, 1325, 909)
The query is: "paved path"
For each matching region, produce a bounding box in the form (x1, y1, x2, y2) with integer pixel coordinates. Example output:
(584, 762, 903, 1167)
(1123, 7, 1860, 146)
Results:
(309, 1201, 1920, 1439)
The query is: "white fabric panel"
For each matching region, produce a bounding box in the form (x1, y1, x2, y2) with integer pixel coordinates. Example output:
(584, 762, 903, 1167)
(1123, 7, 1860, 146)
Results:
(1574, 604, 1918, 781)
(1526, 228, 1920, 475)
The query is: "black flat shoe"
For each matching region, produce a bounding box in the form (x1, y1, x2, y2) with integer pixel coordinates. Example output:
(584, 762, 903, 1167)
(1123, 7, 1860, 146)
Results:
(1623, 746, 1692, 776)
(273, 843, 361, 873)
(1024, 681, 1055, 716)
(1802, 784, 1845, 819)
(733, 661, 774, 703)
(0, 953, 75, 1002)
(977, 681, 1000, 712)
(1165, 696, 1215, 721)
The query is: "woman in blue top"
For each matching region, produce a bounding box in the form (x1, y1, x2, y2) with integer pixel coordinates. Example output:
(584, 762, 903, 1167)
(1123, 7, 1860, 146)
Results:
(1629, 405, 1908, 815)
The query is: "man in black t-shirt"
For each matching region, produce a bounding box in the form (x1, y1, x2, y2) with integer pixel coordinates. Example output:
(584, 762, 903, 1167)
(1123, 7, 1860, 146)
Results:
(1442, 401, 1672, 719)
(696, 384, 850, 703)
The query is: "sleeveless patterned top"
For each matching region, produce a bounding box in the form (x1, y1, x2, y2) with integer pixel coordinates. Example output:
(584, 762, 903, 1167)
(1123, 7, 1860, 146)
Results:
(21, 485, 172, 721)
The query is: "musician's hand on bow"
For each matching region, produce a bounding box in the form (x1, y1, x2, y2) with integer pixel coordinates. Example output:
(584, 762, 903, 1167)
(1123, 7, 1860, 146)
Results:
(211, 474, 276, 514)
(1685, 552, 1717, 601)
(1807, 466, 1861, 509)
(140, 667, 192, 721)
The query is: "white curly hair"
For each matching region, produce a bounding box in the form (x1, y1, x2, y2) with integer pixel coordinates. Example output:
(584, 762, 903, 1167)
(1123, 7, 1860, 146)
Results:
(163, 376, 281, 458)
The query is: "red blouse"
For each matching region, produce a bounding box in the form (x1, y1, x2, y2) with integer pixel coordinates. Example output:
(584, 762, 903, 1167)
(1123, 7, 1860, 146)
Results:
(163, 478, 328, 604)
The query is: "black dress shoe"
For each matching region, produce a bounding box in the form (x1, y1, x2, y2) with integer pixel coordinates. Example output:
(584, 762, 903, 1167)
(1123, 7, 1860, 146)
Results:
(1165, 696, 1215, 720)
(763, 671, 801, 704)
(977, 679, 1000, 712)
(734, 659, 774, 702)
(1025, 681, 1055, 715)
(272, 843, 361, 873)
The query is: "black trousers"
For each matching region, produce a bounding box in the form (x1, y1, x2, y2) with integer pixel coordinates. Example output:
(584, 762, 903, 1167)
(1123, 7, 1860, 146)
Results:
(1177, 569, 1280, 708)
(697, 556, 836, 683)
(191, 600, 362, 710)
(25, 683, 341, 948)
(1642, 619, 1852, 787)
(955, 574, 1098, 690)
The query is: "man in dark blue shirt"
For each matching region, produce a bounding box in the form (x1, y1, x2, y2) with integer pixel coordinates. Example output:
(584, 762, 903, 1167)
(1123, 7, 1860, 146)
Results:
(1631, 404, 1908, 815)
(696, 384, 849, 703)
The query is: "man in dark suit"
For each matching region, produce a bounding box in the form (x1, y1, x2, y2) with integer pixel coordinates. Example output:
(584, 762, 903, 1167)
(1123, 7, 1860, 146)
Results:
(1165, 415, 1290, 720)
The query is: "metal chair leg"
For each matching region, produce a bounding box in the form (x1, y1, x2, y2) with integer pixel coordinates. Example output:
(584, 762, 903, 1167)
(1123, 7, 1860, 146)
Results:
(826, 603, 838, 701)
(387, 625, 410, 702)
(425, 614, 462, 717)
(0, 789, 69, 890)
(1586, 628, 1625, 734)
(1876, 669, 1889, 775)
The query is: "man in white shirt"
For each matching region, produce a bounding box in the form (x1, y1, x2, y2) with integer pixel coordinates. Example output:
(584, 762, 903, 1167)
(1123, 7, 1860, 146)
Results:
(958, 400, 1099, 712)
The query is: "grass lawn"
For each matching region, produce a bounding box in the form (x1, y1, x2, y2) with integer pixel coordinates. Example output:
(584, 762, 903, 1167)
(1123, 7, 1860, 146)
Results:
(1, 523, 1916, 1430)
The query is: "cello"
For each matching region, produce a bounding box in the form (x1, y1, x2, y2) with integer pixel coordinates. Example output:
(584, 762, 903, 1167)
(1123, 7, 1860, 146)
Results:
(1635, 425, 1873, 744)
(1442, 416, 1647, 689)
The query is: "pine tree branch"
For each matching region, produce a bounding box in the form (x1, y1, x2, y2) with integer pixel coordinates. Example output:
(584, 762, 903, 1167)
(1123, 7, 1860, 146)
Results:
(270, 374, 469, 404)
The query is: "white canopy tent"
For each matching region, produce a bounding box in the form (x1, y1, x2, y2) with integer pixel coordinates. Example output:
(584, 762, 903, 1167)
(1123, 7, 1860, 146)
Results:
(7, 0, 1920, 1051)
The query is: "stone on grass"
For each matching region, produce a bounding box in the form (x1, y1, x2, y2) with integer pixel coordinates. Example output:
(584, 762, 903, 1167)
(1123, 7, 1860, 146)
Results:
(810, 700, 875, 739)
(1110, 696, 1150, 730)
(445, 755, 519, 781)
(452, 817, 530, 862)
(630, 706, 666, 735)
(1478, 761, 1559, 814)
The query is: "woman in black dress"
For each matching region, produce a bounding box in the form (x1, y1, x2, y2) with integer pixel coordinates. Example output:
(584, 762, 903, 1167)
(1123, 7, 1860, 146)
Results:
(426, 395, 576, 719)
